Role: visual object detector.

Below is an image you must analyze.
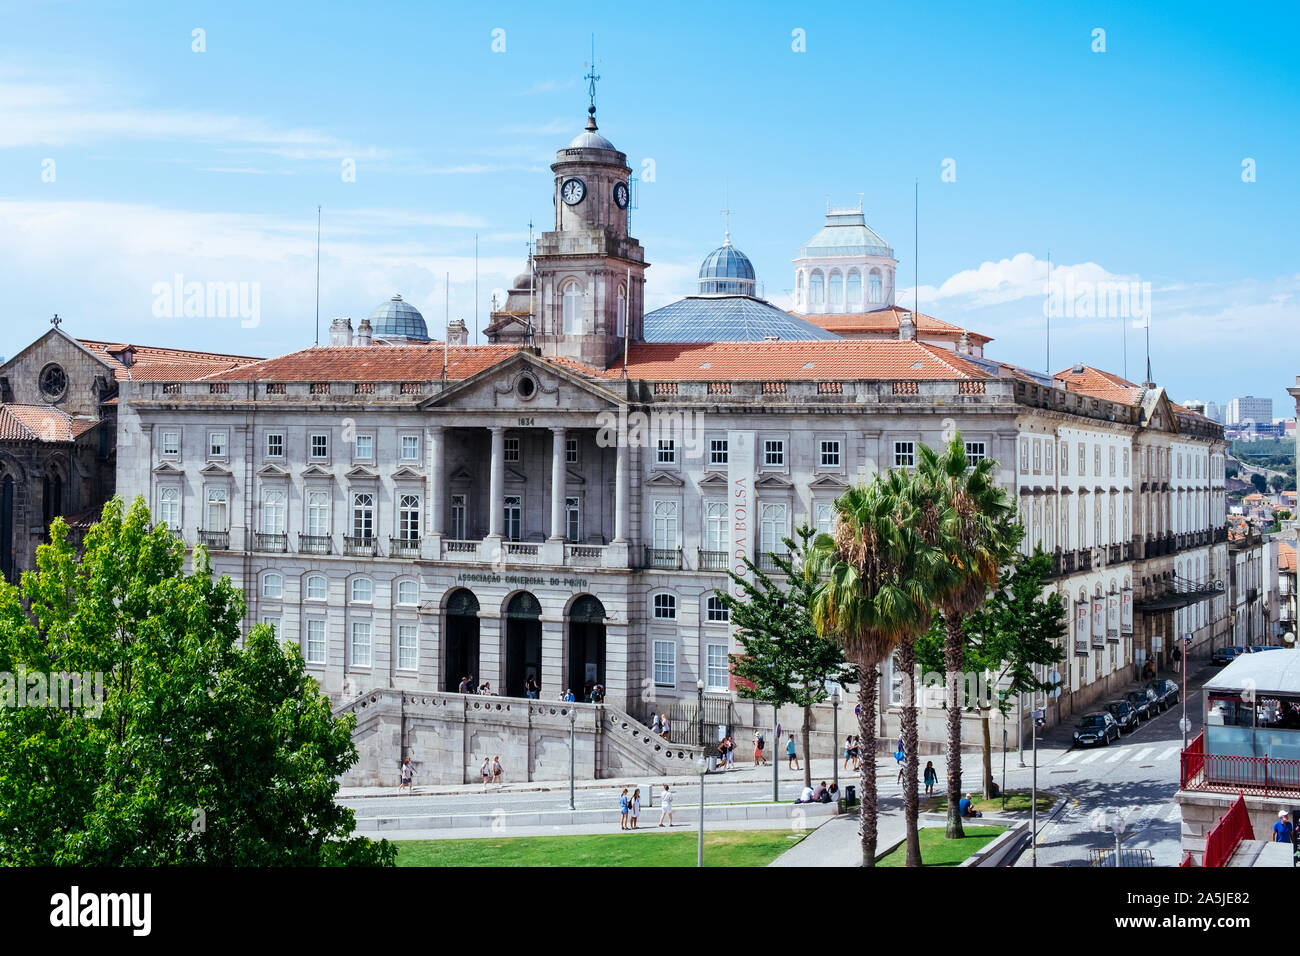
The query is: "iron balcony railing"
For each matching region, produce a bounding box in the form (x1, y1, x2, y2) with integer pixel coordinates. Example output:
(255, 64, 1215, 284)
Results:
(1062, 549, 1077, 574)
(1180, 731, 1300, 796)
(344, 536, 378, 557)
(644, 547, 683, 570)
(197, 529, 229, 550)
(757, 552, 791, 573)
(697, 549, 728, 572)
(298, 533, 332, 555)
(254, 532, 288, 553)
(389, 536, 421, 558)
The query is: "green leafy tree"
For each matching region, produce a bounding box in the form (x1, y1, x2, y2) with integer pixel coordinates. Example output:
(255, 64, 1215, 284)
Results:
(916, 434, 1019, 840)
(720, 525, 853, 791)
(916, 548, 1066, 798)
(0, 497, 394, 866)
(808, 473, 945, 867)
(1269, 474, 1286, 493)
(1251, 473, 1268, 494)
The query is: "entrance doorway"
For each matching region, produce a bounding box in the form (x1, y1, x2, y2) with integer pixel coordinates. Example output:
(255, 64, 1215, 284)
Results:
(444, 588, 480, 692)
(568, 594, 606, 701)
(505, 591, 542, 699)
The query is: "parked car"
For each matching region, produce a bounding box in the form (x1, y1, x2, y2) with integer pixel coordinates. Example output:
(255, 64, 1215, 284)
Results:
(1105, 699, 1141, 733)
(1248, 645, 1283, 653)
(1125, 688, 1159, 720)
(1074, 712, 1121, 747)
(1211, 645, 1246, 665)
(1145, 679, 1179, 710)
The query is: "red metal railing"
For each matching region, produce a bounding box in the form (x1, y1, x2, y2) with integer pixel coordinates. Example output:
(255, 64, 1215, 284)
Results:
(1179, 852, 1194, 867)
(1203, 793, 1253, 868)
(1180, 731, 1205, 789)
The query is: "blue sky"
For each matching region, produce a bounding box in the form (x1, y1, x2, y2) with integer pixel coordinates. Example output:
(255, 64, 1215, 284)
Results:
(2, 0, 1297, 412)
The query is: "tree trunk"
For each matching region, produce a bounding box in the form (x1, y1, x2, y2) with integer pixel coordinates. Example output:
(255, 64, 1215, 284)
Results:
(898, 637, 922, 866)
(801, 706, 812, 790)
(981, 711, 994, 800)
(944, 613, 966, 839)
(857, 663, 879, 867)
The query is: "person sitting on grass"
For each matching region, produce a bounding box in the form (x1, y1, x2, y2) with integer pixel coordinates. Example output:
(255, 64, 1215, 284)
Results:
(958, 793, 983, 818)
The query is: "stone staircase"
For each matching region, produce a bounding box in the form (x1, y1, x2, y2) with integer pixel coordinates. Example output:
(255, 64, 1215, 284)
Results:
(599, 705, 704, 777)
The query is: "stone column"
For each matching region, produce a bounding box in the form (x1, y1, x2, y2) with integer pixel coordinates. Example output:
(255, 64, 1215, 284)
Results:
(541, 612, 564, 702)
(429, 426, 445, 535)
(488, 426, 505, 539)
(613, 440, 628, 543)
(550, 427, 567, 541)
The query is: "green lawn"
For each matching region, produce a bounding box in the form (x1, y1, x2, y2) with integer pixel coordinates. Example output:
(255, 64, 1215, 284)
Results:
(394, 829, 805, 867)
(877, 826, 1005, 867)
(922, 790, 1056, 815)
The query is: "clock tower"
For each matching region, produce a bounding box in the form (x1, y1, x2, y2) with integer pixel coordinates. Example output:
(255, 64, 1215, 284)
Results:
(522, 99, 647, 370)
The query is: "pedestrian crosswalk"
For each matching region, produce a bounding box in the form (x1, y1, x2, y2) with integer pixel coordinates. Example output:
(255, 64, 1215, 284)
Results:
(1054, 743, 1182, 768)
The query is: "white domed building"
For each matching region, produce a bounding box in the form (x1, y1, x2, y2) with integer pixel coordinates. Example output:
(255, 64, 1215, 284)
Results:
(792, 203, 897, 315)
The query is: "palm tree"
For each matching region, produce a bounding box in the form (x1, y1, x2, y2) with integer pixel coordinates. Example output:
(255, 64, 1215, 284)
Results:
(808, 472, 945, 866)
(916, 434, 1019, 840)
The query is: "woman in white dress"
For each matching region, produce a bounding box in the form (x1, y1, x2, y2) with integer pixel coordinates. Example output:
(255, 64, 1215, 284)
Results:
(658, 783, 674, 827)
(630, 789, 641, 829)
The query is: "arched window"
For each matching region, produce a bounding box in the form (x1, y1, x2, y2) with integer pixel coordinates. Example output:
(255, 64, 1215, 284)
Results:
(261, 571, 283, 599)
(159, 486, 180, 530)
(350, 576, 373, 603)
(205, 487, 228, 532)
(562, 281, 582, 335)
(396, 579, 419, 605)
(305, 573, 328, 600)
(809, 270, 824, 307)
(828, 269, 843, 307)
(652, 592, 677, 619)
(868, 269, 883, 303)
(795, 270, 804, 307)
(616, 283, 627, 338)
(846, 268, 862, 307)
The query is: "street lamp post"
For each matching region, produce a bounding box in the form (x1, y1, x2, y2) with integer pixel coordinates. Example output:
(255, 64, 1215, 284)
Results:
(831, 686, 841, 793)
(697, 679, 705, 868)
(568, 706, 576, 811)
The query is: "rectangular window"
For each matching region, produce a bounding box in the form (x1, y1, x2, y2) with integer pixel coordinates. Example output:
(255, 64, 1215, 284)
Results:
(1079, 443, 1087, 476)
(894, 441, 915, 468)
(652, 500, 678, 550)
(565, 437, 578, 464)
(504, 437, 520, 462)
(503, 495, 522, 541)
(305, 619, 326, 664)
(657, 439, 676, 465)
(158, 487, 181, 529)
(261, 489, 286, 535)
(1020, 439, 1029, 473)
(819, 439, 841, 468)
(705, 501, 727, 552)
(709, 438, 728, 467)
(706, 595, 730, 623)
(208, 431, 227, 459)
(763, 439, 785, 467)
(1032, 439, 1041, 474)
(760, 502, 788, 555)
(1094, 444, 1102, 475)
(400, 435, 420, 461)
(566, 496, 581, 543)
(1060, 441, 1069, 476)
(205, 487, 228, 531)
(965, 441, 986, 466)
(354, 434, 375, 461)
(161, 429, 180, 457)
(1045, 439, 1054, 474)
(310, 433, 329, 459)
(815, 502, 834, 535)
(397, 624, 418, 671)
(450, 494, 467, 539)
(653, 640, 676, 687)
(350, 621, 372, 667)
(1109, 446, 1117, 477)
(705, 644, 729, 691)
(1123, 448, 1130, 477)
(307, 490, 330, 536)
(398, 494, 421, 540)
(265, 433, 284, 459)
(351, 493, 374, 539)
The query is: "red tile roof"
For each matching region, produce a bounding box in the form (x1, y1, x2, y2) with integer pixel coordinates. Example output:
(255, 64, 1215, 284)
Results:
(793, 305, 993, 343)
(207, 344, 523, 382)
(1054, 364, 1144, 404)
(1280, 542, 1296, 574)
(0, 405, 98, 443)
(78, 339, 263, 382)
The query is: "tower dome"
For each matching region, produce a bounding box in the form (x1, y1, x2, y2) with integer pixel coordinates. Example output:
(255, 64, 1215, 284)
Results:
(367, 295, 430, 342)
(697, 236, 756, 296)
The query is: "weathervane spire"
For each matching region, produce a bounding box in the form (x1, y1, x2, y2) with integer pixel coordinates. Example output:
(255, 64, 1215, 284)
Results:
(584, 35, 600, 130)
(50, 313, 62, 329)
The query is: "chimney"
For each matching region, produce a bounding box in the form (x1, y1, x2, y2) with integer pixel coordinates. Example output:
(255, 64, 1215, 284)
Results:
(355, 319, 373, 347)
(446, 318, 468, 347)
(957, 330, 971, 355)
(329, 317, 352, 347)
(898, 311, 916, 342)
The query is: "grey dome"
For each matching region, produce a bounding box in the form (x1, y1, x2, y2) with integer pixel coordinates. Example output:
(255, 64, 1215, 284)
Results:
(367, 295, 430, 342)
(698, 238, 756, 295)
(568, 111, 616, 151)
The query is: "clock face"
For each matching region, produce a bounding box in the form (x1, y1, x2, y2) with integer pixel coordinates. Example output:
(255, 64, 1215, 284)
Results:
(613, 181, 630, 209)
(560, 178, 586, 205)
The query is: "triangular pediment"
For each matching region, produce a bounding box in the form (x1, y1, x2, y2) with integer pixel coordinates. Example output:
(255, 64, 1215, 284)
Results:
(754, 473, 794, 489)
(300, 464, 334, 479)
(565, 467, 585, 485)
(199, 462, 233, 477)
(697, 472, 729, 488)
(257, 463, 290, 478)
(392, 465, 424, 480)
(808, 473, 847, 490)
(152, 461, 185, 476)
(646, 471, 685, 487)
(449, 465, 474, 482)
(505, 466, 527, 483)
(346, 465, 380, 480)
(419, 350, 625, 413)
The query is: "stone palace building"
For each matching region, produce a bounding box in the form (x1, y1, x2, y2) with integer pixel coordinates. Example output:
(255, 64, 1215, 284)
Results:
(109, 100, 1231, 782)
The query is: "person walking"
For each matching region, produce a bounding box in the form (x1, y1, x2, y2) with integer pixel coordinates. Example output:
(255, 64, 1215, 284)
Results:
(525, 676, 539, 699)
(651, 712, 662, 736)
(1172, 643, 1183, 674)
(661, 714, 671, 740)
(842, 735, 854, 771)
(752, 730, 763, 766)
(1274, 810, 1293, 844)
(399, 756, 415, 794)
(492, 754, 503, 786)
(658, 783, 675, 827)
(724, 734, 735, 770)
(923, 760, 937, 796)
(852, 735, 861, 771)
(619, 788, 631, 830)
(480, 756, 491, 789)
(630, 788, 642, 829)
(895, 738, 906, 785)
(786, 734, 800, 771)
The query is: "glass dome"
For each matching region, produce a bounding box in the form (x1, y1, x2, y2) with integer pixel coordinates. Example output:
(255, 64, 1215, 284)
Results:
(367, 295, 430, 342)
(697, 238, 756, 296)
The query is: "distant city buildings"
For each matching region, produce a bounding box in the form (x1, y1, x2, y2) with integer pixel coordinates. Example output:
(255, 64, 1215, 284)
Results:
(1226, 395, 1273, 427)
